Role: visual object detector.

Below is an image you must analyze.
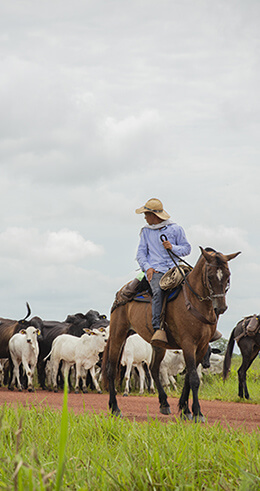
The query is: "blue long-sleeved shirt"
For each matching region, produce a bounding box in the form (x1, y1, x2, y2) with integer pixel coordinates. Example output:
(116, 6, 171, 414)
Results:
(136, 222, 191, 275)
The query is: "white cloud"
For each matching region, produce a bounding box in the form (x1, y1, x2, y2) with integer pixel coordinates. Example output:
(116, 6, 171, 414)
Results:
(187, 225, 250, 260)
(0, 0, 259, 329)
(0, 228, 104, 264)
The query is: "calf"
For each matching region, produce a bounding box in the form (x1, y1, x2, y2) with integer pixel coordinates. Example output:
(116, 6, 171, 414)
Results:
(8, 326, 40, 392)
(120, 334, 155, 396)
(45, 327, 108, 393)
(159, 350, 186, 390)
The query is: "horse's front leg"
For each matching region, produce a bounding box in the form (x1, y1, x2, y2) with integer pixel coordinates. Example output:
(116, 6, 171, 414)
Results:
(179, 355, 204, 422)
(150, 347, 171, 415)
(190, 367, 205, 422)
(178, 372, 192, 420)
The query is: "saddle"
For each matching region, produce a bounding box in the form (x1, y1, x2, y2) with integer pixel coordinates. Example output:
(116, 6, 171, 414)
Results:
(235, 314, 260, 342)
(110, 276, 182, 314)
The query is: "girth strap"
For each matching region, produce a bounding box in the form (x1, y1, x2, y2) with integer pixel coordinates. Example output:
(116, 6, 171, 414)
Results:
(182, 284, 216, 325)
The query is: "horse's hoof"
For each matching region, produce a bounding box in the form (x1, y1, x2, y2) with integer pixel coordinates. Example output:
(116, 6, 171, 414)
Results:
(123, 393, 128, 397)
(54, 388, 58, 393)
(160, 406, 171, 415)
(97, 390, 102, 394)
(193, 414, 205, 423)
(180, 412, 192, 421)
(82, 389, 88, 394)
(74, 390, 79, 394)
(112, 408, 122, 417)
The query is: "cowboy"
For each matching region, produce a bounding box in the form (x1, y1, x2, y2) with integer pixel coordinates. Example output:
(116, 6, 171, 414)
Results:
(135, 198, 191, 345)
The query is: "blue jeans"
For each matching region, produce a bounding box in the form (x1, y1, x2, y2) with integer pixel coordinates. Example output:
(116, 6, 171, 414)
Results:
(150, 272, 164, 330)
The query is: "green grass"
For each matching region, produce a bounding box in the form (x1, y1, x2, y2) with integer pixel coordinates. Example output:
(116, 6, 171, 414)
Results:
(0, 356, 260, 490)
(0, 400, 260, 489)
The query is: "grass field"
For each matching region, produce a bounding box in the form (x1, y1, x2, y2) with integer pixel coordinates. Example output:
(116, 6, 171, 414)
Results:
(0, 356, 259, 490)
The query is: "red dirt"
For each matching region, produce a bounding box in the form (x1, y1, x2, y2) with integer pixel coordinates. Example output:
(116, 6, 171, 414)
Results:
(0, 388, 259, 431)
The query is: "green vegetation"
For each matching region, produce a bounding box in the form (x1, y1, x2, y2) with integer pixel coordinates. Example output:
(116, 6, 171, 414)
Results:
(0, 401, 260, 490)
(0, 356, 259, 490)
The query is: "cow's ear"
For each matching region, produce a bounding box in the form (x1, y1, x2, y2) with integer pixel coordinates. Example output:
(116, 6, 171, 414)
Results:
(19, 329, 26, 335)
(36, 329, 41, 335)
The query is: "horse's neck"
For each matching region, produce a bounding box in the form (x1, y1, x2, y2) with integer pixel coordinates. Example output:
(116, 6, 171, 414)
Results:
(187, 259, 208, 298)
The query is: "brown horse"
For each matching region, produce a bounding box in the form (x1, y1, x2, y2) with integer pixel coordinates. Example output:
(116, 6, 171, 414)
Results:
(102, 247, 240, 421)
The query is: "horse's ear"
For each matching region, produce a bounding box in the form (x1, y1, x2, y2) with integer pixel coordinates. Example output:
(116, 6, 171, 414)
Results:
(199, 247, 215, 262)
(200, 247, 241, 263)
(224, 251, 241, 261)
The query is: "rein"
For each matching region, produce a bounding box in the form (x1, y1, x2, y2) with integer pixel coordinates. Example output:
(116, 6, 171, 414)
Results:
(182, 283, 217, 325)
(160, 235, 225, 325)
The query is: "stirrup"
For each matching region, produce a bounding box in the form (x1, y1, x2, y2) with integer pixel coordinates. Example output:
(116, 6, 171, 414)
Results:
(151, 329, 169, 348)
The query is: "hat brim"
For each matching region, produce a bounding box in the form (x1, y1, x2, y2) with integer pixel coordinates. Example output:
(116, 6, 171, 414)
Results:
(135, 206, 170, 220)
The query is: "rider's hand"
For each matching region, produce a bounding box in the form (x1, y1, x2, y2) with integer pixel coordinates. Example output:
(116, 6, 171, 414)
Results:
(162, 240, 172, 250)
(146, 268, 155, 282)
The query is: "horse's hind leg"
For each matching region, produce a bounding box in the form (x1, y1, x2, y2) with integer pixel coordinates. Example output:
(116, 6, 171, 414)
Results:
(104, 313, 130, 416)
(150, 347, 171, 415)
(238, 347, 259, 399)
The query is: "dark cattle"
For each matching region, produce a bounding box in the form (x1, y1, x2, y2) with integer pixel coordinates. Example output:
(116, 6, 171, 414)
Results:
(223, 315, 260, 399)
(32, 310, 109, 389)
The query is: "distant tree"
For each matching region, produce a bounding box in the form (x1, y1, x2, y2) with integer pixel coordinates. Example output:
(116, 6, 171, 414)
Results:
(211, 337, 228, 354)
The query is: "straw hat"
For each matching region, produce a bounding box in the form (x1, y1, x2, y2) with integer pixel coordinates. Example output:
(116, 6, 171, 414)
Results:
(135, 198, 170, 220)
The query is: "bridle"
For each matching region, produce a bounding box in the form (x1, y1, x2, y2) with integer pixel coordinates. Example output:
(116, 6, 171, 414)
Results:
(160, 235, 230, 325)
(202, 261, 230, 302)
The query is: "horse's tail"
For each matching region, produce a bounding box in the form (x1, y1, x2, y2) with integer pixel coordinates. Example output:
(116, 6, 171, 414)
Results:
(223, 327, 236, 380)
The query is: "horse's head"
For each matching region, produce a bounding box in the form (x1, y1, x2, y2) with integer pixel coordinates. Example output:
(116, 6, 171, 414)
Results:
(199, 247, 241, 316)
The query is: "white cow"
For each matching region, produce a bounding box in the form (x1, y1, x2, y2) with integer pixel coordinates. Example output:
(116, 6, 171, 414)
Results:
(8, 326, 40, 392)
(201, 353, 224, 375)
(45, 327, 108, 393)
(121, 334, 155, 396)
(159, 350, 186, 390)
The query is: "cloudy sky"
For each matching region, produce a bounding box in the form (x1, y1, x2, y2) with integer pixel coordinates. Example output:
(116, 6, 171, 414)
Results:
(0, 0, 259, 341)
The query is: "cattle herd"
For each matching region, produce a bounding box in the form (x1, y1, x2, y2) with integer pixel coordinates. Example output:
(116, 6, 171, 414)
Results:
(0, 303, 225, 396)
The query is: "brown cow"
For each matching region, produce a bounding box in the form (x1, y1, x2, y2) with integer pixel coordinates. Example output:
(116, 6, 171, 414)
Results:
(0, 302, 32, 358)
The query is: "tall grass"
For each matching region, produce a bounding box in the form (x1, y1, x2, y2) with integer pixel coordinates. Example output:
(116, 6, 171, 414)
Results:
(0, 356, 259, 489)
(0, 400, 259, 490)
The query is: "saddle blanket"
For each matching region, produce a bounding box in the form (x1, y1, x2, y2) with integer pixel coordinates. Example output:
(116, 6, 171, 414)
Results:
(133, 285, 181, 303)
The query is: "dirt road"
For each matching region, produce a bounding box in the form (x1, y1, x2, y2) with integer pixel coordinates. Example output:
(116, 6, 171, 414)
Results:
(0, 387, 259, 431)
